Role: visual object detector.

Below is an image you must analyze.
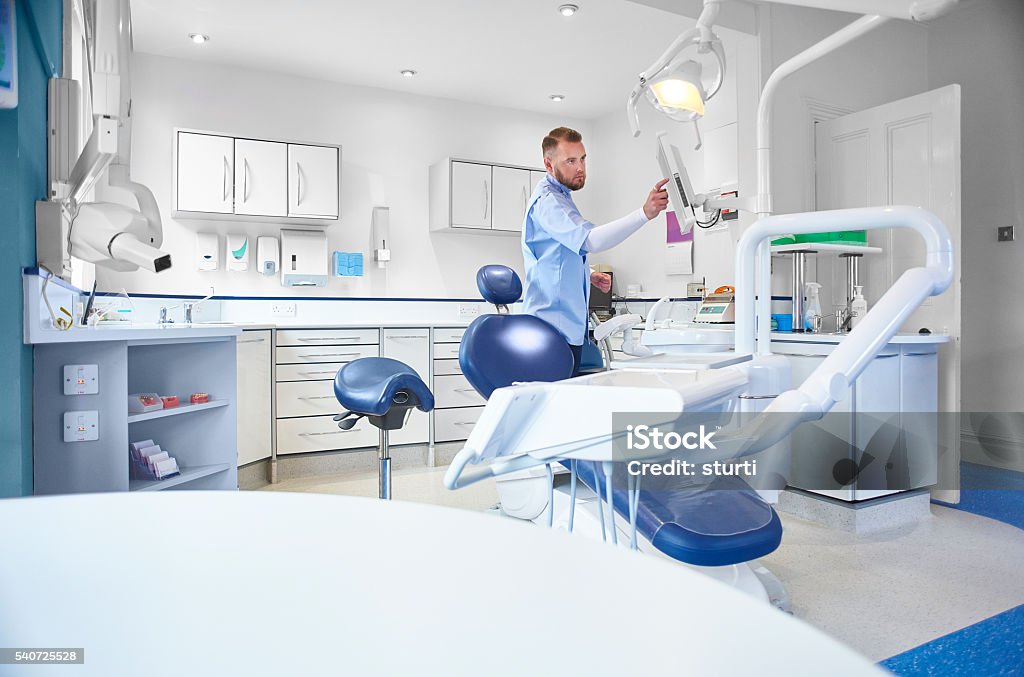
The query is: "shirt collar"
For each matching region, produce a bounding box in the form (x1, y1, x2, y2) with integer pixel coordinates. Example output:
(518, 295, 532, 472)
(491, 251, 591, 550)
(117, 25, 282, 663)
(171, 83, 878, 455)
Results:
(543, 172, 571, 196)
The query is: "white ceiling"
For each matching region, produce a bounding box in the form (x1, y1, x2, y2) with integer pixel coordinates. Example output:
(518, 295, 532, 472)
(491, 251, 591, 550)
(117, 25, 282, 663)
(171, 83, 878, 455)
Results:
(130, 0, 697, 120)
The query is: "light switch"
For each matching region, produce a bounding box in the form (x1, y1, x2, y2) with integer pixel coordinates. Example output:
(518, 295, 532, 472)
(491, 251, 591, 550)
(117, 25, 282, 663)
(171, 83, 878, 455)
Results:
(64, 410, 99, 442)
(63, 364, 99, 395)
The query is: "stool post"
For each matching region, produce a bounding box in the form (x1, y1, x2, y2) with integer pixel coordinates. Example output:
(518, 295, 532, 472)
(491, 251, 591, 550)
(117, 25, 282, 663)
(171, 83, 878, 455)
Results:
(378, 429, 392, 500)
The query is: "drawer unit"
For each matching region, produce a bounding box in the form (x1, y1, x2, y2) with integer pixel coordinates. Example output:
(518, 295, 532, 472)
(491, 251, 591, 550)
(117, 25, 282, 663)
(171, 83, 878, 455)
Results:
(433, 359, 463, 376)
(277, 328, 380, 346)
(276, 344, 378, 364)
(276, 380, 345, 418)
(434, 327, 467, 343)
(433, 342, 462, 359)
(276, 362, 347, 382)
(276, 414, 378, 455)
(434, 374, 486, 408)
(434, 407, 486, 443)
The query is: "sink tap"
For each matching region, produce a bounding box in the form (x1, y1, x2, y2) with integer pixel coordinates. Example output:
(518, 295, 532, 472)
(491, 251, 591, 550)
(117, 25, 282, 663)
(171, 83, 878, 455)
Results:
(159, 306, 174, 324)
(184, 287, 215, 324)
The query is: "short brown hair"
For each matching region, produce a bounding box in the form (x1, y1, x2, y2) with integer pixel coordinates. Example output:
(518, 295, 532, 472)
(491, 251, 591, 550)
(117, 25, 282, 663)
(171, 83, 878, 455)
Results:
(542, 127, 583, 158)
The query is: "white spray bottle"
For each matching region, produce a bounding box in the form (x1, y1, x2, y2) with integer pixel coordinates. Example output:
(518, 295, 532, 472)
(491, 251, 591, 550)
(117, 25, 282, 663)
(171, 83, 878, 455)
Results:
(804, 282, 822, 332)
(850, 285, 867, 329)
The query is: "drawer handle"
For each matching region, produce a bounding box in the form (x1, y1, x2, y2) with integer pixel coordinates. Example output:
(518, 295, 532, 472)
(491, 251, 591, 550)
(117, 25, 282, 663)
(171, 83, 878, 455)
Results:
(298, 395, 337, 400)
(298, 352, 361, 358)
(454, 388, 478, 393)
(453, 421, 477, 427)
(387, 335, 425, 339)
(300, 430, 352, 437)
(298, 337, 362, 342)
(300, 370, 340, 376)
(238, 338, 266, 344)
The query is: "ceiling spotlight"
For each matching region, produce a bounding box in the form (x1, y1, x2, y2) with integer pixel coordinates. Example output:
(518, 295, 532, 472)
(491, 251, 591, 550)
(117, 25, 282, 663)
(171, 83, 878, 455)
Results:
(400, 69, 418, 78)
(188, 33, 210, 44)
(549, 94, 565, 102)
(558, 4, 579, 17)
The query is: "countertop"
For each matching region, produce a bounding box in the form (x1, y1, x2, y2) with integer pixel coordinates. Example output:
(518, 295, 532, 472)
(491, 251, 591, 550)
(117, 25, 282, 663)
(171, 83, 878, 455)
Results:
(27, 323, 242, 344)
(769, 331, 950, 344)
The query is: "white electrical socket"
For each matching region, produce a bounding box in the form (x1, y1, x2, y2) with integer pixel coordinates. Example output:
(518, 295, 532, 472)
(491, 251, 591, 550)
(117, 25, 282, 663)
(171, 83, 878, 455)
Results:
(458, 303, 481, 321)
(63, 364, 99, 395)
(63, 411, 99, 442)
(272, 301, 296, 317)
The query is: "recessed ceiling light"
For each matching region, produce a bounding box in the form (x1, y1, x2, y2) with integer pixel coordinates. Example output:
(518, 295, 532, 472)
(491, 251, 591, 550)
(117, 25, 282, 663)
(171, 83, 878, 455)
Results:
(558, 4, 579, 17)
(549, 94, 565, 102)
(400, 69, 418, 78)
(188, 33, 210, 45)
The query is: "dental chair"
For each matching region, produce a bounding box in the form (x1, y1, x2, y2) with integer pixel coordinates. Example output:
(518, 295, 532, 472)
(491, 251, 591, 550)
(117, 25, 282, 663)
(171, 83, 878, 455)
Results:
(333, 358, 434, 499)
(452, 265, 784, 601)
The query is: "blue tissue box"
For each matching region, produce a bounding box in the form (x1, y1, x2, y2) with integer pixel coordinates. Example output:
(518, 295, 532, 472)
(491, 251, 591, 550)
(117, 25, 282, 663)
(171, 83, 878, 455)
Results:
(333, 252, 364, 277)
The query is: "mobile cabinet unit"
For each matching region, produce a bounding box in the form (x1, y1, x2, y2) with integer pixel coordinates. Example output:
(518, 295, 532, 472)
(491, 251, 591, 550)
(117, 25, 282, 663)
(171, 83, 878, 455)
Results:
(381, 329, 430, 446)
(775, 339, 940, 501)
(274, 329, 380, 455)
(174, 130, 341, 222)
(429, 158, 543, 234)
(237, 329, 273, 467)
(32, 334, 239, 495)
(432, 327, 486, 442)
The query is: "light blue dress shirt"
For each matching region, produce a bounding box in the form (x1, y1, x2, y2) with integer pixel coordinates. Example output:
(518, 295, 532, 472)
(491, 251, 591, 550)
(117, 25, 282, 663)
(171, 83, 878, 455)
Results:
(521, 173, 593, 346)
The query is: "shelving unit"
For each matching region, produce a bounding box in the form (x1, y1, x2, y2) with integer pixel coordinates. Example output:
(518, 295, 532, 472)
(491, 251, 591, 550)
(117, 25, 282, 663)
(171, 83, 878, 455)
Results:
(127, 400, 229, 423)
(129, 463, 232, 492)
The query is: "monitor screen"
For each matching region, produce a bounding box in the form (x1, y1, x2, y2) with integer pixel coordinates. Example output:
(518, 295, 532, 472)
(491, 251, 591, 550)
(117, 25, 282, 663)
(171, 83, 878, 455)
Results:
(588, 272, 613, 312)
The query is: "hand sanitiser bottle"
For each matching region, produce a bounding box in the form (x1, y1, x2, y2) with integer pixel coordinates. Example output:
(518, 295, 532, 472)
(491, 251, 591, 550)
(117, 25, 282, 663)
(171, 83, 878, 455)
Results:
(850, 285, 867, 329)
(804, 282, 822, 332)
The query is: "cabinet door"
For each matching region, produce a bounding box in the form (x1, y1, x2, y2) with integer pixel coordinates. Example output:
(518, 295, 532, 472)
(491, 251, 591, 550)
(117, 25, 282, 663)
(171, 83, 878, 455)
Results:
(237, 330, 273, 466)
(177, 132, 234, 213)
(235, 139, 287, 217)
(491, 167, 531, 232)
(450, 162, 492, 229)
(288, 144, 340, 218)
(852, 353, 902, 499)
(530, 170, 546, 193)
(899, 351, 939, 489)
(381, 329, 430, 445)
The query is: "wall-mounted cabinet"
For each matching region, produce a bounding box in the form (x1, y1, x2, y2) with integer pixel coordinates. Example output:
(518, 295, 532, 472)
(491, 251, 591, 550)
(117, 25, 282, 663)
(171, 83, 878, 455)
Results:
(430, 158, 543, 235)
(174, 130, 340, 223)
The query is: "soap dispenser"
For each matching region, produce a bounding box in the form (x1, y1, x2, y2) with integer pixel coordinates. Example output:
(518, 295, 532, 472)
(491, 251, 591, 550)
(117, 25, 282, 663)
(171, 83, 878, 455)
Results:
(804, 282, 822, 332)
(850, 285, 867, 329)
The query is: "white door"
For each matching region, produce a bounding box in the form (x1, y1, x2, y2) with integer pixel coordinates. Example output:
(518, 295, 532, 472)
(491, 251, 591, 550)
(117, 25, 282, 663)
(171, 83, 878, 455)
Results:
(450, 161, 492, 229)
(235, 139, 287, 217)
(288, 144, 340, 219)
(237, 330, 273, 466)
(177, 132, 234, 213)
(491, 167, 531, 232)
(815, 84, 961, 501)
(381, 329, 430, 445)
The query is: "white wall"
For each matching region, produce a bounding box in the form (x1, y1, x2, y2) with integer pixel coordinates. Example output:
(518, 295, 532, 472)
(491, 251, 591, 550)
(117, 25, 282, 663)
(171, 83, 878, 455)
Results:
(927, 0, 1024, 466)
(97, 53, 594, 299)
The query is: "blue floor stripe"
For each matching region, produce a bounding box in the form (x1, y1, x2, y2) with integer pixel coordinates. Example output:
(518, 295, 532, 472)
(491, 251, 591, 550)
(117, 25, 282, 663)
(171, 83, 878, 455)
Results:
(880, 604, 1024, 676)
(880, 463, 1024, 675)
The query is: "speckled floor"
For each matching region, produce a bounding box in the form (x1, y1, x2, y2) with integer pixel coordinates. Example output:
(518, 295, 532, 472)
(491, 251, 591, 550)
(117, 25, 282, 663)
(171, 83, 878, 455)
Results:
(257, 465, 1024, 664)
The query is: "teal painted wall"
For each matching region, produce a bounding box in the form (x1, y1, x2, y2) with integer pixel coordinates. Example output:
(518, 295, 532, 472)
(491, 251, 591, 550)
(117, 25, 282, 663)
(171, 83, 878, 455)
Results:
(0, 0, 61, 496)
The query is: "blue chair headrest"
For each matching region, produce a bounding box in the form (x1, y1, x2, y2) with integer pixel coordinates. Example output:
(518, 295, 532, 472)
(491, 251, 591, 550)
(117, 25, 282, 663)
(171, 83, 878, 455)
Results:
(476, 265, 522, 306)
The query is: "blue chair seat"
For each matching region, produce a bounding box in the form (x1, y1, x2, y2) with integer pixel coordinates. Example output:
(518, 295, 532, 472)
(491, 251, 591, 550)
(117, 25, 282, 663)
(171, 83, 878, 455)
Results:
(569, 461, 782, 567)
(334, 357, 434, 417)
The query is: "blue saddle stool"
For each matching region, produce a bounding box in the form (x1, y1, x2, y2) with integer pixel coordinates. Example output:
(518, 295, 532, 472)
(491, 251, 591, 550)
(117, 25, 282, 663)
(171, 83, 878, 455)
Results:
(333, 357, 434, 499)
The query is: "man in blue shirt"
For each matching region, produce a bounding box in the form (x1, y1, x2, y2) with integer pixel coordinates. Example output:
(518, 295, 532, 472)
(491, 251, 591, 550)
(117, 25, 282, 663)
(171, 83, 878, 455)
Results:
(523, 126, 669, 375)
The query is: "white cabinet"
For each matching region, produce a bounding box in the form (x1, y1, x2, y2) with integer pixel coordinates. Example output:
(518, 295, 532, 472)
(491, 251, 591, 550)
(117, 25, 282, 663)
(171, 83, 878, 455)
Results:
(431, 327, 484, 442)
(450, 161, 492, 229)
(234, 140, 287, 217)
(430, 158, 542, 234)
(491, 166, 531, 233)
(288, 144, 340, 219)
(381, 329, 430, 446)
(237, 330, 272, 466)
(176, 132, 234, 214)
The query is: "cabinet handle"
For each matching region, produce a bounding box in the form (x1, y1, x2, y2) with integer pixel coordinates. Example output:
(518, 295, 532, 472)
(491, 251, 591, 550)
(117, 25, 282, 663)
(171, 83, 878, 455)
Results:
(522, 185, 528, 214)
(453, 421, 477, 427)
(387, 335, 425, 339)
(297, 162, 305, 206)
(483, 180, 489, 220)
(223, 156, 231, 201)
(300, 430, 352, 437)
(243, 158, 251, 202)
(299, 352, 361, 358)
(298, 337, 360, 342)
(904, 352, 935, 357)
(875, 354, 898, 360)
(454, 388, 477, 393)
(238, 338, 265, 344)
(298, 395, 337, 400)
(300, 370, 341, 376)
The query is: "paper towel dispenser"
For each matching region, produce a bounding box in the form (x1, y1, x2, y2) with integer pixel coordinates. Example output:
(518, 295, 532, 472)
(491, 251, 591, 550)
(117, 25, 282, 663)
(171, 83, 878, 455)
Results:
(280, 229, 328, 287)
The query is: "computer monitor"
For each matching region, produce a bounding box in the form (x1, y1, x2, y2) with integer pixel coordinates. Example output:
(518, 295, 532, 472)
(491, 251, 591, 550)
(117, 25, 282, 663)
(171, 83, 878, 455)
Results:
(589, 272, 613, 315)
(656, 131, 697, 236)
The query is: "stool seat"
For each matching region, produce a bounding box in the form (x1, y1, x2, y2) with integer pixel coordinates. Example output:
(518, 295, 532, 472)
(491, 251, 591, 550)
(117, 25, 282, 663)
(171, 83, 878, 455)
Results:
(334, 358, 434, 417)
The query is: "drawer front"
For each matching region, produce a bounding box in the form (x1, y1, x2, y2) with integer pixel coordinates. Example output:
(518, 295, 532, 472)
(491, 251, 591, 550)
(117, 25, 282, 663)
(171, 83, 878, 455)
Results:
(276, 344, 378, 364)
(433, 342, 462, 359)
(276, 380, 344, 418)
(276, 415, 378, 454)
(276, 362, 347, 382)
(434, 374, 485, 408)
(434, 406, 485, 443)
(434, 327, 466, 343)
(276, 328, 380, 347)
(433, 358, 463, 376)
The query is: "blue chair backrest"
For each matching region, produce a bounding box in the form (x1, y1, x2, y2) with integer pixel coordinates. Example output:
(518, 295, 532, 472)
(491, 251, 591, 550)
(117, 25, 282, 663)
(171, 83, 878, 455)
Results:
(460, 265, 574, 399)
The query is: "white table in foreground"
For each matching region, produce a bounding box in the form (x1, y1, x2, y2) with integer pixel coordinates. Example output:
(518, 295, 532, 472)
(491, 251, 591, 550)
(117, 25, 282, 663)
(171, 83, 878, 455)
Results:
(0, 492, 884, 676)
